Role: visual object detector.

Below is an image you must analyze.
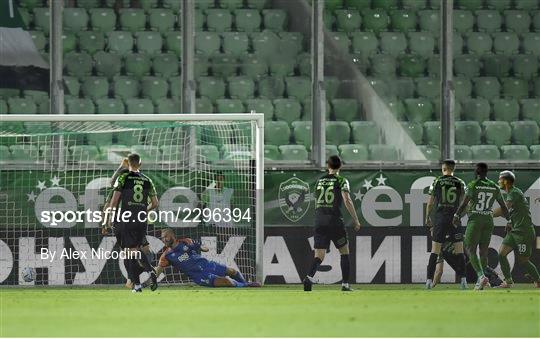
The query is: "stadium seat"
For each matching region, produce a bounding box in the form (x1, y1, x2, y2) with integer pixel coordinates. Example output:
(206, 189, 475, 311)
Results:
(94, 52, 122, 79)
(265, 121, 291, 146)
(372, 0, 399, 10)
(454, 145, 472, 161)
(195, 9, 205, 30)
(149, 8, 176, 33)
(351, 121, 381, 145)
(195, 32, 221, 57)
(28, 31, 47, 53)
(264, 145, 280, 161)
(211, 54, 238, 77)
(152, 53, 180, 78)
(0, 145, 9, 161)
(534, 11, 540, 32)
(515, 0, 539, 10)
(136, 31, 163, 55)
(279, 145, 309, 161)
(389, 77, 415, 99)
(363, 9, 390, 33)
(385, 98, 406, 120)
(113, 76, 140, 100)
(279, 31, 304, 58)
(69, 145, 100, 162)
(399, 55, 427, 77)
(500, 145, 531, 160)
(331, 99, 359, 122)
(235, 9, 262, 32)
(206, 9, 233, 32)
(141, 77, 169, 103)
(19, 0, 42, 10)
(346, 0, 371, 10)
(423, 121, 440, 146)
(453, 33, 464, 55)
(274, 99, 302, 124)
(418, 145, 441, 161)
(536, 78, 540, 97)
(327, 32, 350, 53)
(78, 31, 105, 56)
(369, 144, 399, 161)
(351, 32, 378, 59)
(476, 10, 502, 33)
(380, 32, 407, 56)
(408, 32, 435, 57)
(513, 55, 538, 79)
(119, 9, 146, 32)
(241, 54, 268, 79)
(216, 99, 245, 113)
(471, 145, 500, 160)
(512, 121, 540, 146)
(523, 33, 540, 55)
(492, 32, 519, 55)
(155, 98, 180, 114)
(465, 32, 492, 55)
(530, 145, 540, 160)
(521, 99, 540, 123)
(63, 77, 80, 97)
(325, 77, 340, 101)
(456, 0, 482, 10)
(62, 33, 77, 54)
(492, 98, 519, 122)
(228, 76, 255, 100)
(418, 10, 440, 35)
(124, 53, 151, 79)
(292, 121, 312, 148)
(165, 32, 182, 57)
(245, 99, 274, 119)
(404, 98, 433, 123)
(335, 9, 362, 33)
(196, 96, 214, 113)
(454, 77, 472, 101)
(453, 10, 473, 34)
(501, 78, 529, 99)
(262, 9, 287, 32)
(107, 31, 134, 55)
(96, 98, 125, 114)
(416, 78, 439, 99)
(23, 90, 48, 105)
(454, 55, 480, 77)
(64, 51, 93, 78)
(326, 121, 351, 145)
(33, 7, 51, 34)
(391, 10, 417, 32)
(399, 122, 423, 144)
(339, 144, 369, 163)
(7, 98, 37, 114)
(504, 10, 531, 34)
(483, 55, 511, 77)
(139, 0, 160, 11)
(461, 98, 491, 122)
(10, 145, 38, 161)
(63, 8, 88, 31)
(197, 77, 226, 101)
(65, 98, 95, 114)
(89, 8, 116, 32)
(125, 98, 154, 114)
(482, 121, 511, 146)
(455, 121, 481, 145)
(269, 54, 296, 77)
(222, 32, 249, 57)
(81, 76, 109, 100)
(286, 77, 311, 101)
(258, 77, 285, 98)
(473, 77, 501, 100)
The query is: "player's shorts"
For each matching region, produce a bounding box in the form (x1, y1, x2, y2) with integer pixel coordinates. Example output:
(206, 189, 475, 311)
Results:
(116, 222, 149, 249)
(190, 261, 228, 287)
(464, 214, 494, 247)
(502, 228, 535, 257)
(313, 226, 348, 250)
(431, 214, 463, 243)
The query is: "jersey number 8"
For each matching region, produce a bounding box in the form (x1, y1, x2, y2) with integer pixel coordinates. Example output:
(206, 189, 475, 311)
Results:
(133, 184, 144, 203)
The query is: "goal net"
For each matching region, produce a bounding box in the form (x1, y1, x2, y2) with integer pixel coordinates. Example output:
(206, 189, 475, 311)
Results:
(0, 114, 264, 286)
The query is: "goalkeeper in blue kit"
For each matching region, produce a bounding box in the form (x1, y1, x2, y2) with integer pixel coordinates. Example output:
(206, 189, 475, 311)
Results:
(155, 228, 261, 288)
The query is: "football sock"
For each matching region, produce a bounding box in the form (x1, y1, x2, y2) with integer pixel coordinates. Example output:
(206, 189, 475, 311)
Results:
(456, 253, 466, 278)
(427, 253, 438, 280)
(127, 259, 141, 285)
(469, 251, 484, 278)
(480, 254, 488, 272)
(524, 261, 540, 282)
(498, 253, 512, 282)
(232, 270, 247, 284)
(308, 257, 322, 278)
(340, 254, 350, 284)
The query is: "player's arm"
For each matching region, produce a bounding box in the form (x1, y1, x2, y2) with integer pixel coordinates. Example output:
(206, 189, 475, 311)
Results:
(147, 179, 159, 212)
(110, 158, 129, 186)
(342, 191, 361, 231)
(425, 195, 435, 228)
(155, 253, 170, 277)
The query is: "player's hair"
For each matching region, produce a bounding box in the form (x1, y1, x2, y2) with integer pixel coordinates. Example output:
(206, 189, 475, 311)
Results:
(327, 155, 342, 170)
(127, 153, 141, 167)
(499, 170, 515, 183)
(475, 162, 488, 177)
(161, 228, 176, 237)
(442, 159, 456, 171)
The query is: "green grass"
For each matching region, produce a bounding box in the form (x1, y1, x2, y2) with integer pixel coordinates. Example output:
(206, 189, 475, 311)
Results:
(1, 284, 539, 337)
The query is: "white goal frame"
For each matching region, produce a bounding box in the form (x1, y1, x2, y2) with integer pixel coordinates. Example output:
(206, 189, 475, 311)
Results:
(1, 113, 265, 284)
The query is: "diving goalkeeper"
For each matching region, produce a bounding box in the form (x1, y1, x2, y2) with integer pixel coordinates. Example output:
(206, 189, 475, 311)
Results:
(155, 228, 261, 288)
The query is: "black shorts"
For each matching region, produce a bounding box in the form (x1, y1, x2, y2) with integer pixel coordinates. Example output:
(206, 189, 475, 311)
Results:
(314, 226, 348, 250)
(115, 222, 148, 249)
(432, 214, 463, 243)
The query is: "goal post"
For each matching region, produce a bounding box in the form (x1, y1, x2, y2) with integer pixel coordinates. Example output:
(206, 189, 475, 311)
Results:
(0, 114, 264, 286)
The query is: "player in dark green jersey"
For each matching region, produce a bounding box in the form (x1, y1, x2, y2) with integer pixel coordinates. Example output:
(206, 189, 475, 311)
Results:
(493, 171, 539, 288)
(303, 155, 361, 292)
(425, 160, 467, 289)
(454, 163, 510, 290)
(109, 153, 159, 292)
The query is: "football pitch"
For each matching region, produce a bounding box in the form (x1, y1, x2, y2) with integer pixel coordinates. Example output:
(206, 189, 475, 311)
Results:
(1, 284, 538, 337)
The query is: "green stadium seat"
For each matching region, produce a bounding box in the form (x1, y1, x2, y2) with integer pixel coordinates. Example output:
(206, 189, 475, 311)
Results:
(234, 9, 262, 32)
(335, 9, 362, 33)
(380, 32, 407, 56)
(418, 145, 441, 161)
(81, 76, 109, 100)
(326, 121, 351, 145)
(423, 121, 440, 146)
(245, 99, 274, 119)
(454, 55, 480, 77)
(265, 121, 291, 145)
(302, 98, 331, 121)
(196, 96, 214, 113)
(338, 144, 368, 163)
(119, 9, 146, 32)
(19, 0, 42, 10)
(534, 11, 540, 32)
(194, 0, 215, 9)
(0, 145, 10, 161)
(62, 33, 77, 54)
(400, 121, 423, 144)
(195, 32, 221, 57)
(152, 53, 180, 78)
(418, 10, 440, 35)
(0, 88, 20, 100)
(346, 0, 371, 10)
(63, 8, 88, 31)
(279, 31, 304, 58)
(391, 10, 417, 32)
(351, 121, 380, 145)
(416, 78, 439, 99)
(89, 8, 116, 32)
(351, 32, 378, 59)
(197, 77, 226, 101)
(483, 55, 511, 77)
(492, 98, 519, 122)
(262, 9, 287, 32)
(372, 0, 399, 10)
(258, 76, 285, 98)
(222, 32, 249, 57)
(130, 145, 160, 163)
(23, 90, 48, 105)
(456, 0, 482, 10)
(149, 8, 176, 33)
(63, 77, 80, 97)
(125, 98, 154, 114)
(530, 145, 540, 160)
(453, 33, 464, 55)
(500, 145, 531, 160)
(96, 98, 125, 114)
(536, 78, 540, 97)
(408, 32, 435, 57)
(502, 78, 529, 99)
(78, 31, 105, 56)
(453, 10, 473, 34)
(37, 99, 50, 114)
(369, 144, 399, 161)
(465, 32, 492, 55)
(328, 32, 350, 53)
(195, 9, 205, 30)
(246, 0, 269, 10)
(156, 98, 180, 114)
(470, 145, 500, 160)
(113, 76, 140, 100)
(141, 77, 169, 103)
(521, 99, 540, 123)
(404, 98, 433, 123)
(325, 77, 340, 101)
(401, 0, 428, 9)
(455, 145, 472, 160)
(486, 0, 512, 10)
(206, 9, 233, 32)
(461, 98, 491, 122)
(66, 98, 95, 114)
(275, 99, 302, 124)
(512, 121, 540, 146)
(136, 31, 163, 55)
(473, 77, 501, 100)
(264, 144, 280, 160)
(107, 31, 134, 55)
(228, 76, 255, 100)
(331, 99, 359, 122)
(384, 98, 405, 120)
(33, 7, 50, 34)
(69, 145, 100, 162)
(123, 53, 151, 79)
(363, 9, 390, 33)
(28, 31, 47, 52)
(523, 33, 540, 55)
(504, 10, 531, 34)
(94, 52, 122, 79)
(285, 77, 311, 101)
(483, 121, 511, 146)
(292, 121, 311, 147)
(7, 98, 37, 114)
(399, 55, 427, 77)
(241, 54, 268, 79)
(210, 54, 237, 77)
(476, 10, 502, 33)
(269, 54, 296, 77)
(165, 32, 182, 57)
(219, 0, 244, 9)
(215, 99, 245, 113)
(64, 51, 93, 78)
(513, 55, 538, 79)
(515, 0, 539, 10)
(454, 77, 472, 101)
(10, 145, 39, 161)
(279, 145, 308, 161)
(492, 32, 519, 55)
(455, 121, 481, 145)
(167, 76, 181, 100)
(389, 78, 415, 99)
